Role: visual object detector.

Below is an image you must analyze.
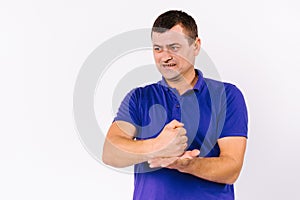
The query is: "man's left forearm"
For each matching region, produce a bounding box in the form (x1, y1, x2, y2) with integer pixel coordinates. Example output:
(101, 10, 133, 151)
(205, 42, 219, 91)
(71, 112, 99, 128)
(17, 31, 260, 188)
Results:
(170, 155, 243, 184)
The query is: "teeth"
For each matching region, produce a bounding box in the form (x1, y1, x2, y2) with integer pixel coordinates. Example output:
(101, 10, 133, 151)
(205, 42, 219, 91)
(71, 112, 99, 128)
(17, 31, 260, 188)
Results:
(163, 64, 176, 67)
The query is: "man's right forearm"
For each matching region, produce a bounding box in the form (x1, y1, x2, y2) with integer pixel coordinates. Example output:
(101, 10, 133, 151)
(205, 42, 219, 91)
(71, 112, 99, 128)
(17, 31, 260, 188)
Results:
(102, 122, 158, 168)
(102, 120, 187, 168)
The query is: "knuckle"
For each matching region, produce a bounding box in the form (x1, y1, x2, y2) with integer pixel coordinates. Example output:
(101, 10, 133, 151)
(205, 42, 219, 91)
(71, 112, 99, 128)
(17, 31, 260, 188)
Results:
(181, 136, 187, 142)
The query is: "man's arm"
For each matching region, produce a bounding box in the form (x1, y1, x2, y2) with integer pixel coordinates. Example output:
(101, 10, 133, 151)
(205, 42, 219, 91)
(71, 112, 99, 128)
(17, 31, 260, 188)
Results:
(148, 136, 247, 184)
(102, 120, 188, 168)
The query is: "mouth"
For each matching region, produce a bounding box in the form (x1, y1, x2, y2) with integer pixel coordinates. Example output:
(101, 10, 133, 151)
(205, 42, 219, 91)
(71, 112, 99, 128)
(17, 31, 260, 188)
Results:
(162, 63, 176, 68)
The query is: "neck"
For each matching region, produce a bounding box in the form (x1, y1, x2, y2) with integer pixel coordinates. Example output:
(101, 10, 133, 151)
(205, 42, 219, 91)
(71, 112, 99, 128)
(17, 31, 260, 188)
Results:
(166, 69, 198, 95)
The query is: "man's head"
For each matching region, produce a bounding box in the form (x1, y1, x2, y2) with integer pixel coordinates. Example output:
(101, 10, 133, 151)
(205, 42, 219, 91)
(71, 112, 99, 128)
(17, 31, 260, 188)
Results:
(152, 10, 198, 45)
(151, 10, 201, 82)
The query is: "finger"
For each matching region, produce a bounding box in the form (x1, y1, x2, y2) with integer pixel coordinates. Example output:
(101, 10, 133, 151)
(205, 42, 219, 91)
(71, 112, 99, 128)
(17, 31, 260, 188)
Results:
(181, 136, 188, 143)
(148, 158, 162, 168)
(149, 157, 172, 168)
(167, 119, 184, 129)
(177, 127, 187, 136)
(160, 157, 178, 167)
(149, 162, 160, 168)
(148, 157, 161, 164)
(149, 157, 178, 168)
(183, 143, 188, 150)
(150, 159, 171, 168)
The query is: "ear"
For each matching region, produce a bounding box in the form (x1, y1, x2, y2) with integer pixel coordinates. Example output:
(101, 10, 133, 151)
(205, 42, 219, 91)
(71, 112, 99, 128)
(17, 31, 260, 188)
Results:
(194, 37, 201, 56)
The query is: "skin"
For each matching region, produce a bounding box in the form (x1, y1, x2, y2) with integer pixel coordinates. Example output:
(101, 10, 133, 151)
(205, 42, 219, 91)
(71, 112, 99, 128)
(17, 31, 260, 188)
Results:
(102, 120, 188, 168)
(148, 137, 247, 184)
(102, 24, 247, 184)
(152, 25, 201, 95)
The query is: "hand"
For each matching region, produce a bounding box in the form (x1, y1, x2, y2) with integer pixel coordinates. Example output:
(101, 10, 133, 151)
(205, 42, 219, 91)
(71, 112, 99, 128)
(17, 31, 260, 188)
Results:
(151, 120, 188, 158)
(148, 149, 200, 169)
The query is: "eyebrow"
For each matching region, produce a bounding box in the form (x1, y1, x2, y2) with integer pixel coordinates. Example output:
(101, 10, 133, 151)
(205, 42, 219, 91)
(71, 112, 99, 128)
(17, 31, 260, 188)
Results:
(153, 43, 181, 47)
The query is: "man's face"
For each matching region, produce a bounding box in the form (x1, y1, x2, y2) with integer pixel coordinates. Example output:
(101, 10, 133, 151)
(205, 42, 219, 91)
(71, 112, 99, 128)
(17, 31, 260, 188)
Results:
(152, 24, 200, 81)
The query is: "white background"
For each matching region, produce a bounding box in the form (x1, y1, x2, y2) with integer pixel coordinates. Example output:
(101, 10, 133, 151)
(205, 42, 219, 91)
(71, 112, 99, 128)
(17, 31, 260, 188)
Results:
(1, 0, 300, 199)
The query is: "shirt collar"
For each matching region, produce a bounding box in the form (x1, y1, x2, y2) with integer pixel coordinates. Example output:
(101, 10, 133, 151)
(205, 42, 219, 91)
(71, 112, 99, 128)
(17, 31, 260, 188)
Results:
(158, 68, 204, 92)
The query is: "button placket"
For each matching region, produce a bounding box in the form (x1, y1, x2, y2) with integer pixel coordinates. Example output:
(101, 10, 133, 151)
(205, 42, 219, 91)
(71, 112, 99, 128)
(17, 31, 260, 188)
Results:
(169, 90, 181, 121)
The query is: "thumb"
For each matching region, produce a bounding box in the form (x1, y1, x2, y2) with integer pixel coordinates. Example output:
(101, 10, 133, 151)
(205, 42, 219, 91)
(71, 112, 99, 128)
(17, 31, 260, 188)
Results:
(191, 149, 200, 157)
(179, 149, 200, 159)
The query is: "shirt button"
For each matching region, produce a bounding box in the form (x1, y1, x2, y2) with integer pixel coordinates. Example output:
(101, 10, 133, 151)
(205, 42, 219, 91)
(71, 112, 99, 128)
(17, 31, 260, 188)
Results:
(176, 104, 180, 108)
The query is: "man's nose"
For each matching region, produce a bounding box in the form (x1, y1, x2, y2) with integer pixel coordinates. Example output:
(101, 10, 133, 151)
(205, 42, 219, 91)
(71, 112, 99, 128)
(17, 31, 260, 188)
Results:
(161, 50, 173, 62)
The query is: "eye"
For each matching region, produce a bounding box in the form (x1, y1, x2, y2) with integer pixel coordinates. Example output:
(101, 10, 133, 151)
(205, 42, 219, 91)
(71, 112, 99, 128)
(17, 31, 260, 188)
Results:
(153, 46, 162, 52)
(171, 45, 179, 52)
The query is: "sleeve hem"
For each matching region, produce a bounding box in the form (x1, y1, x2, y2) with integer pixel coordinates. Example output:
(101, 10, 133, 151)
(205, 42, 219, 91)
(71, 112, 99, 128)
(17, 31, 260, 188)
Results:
(218, 132, 248, 139)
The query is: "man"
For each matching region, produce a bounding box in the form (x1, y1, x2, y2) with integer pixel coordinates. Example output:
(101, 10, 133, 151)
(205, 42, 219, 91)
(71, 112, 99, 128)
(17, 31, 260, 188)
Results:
(102, 10, 248, 200)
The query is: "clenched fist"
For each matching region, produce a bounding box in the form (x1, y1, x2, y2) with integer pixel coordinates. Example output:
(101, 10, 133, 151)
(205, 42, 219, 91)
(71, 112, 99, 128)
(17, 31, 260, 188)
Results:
(151, 119, 188, 158)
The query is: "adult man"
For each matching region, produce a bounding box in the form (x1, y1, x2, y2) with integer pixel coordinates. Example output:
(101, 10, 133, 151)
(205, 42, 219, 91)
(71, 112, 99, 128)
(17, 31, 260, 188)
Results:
(102, 10, 248, 200)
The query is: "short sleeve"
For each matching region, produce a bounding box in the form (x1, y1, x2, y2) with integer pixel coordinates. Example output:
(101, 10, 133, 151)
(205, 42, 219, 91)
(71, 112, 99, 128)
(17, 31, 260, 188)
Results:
(218, 84, 248, 138)
(113, 89, 141, 127)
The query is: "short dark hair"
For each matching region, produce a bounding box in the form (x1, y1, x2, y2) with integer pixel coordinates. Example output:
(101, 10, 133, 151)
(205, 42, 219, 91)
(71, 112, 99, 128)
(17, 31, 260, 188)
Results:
(152, 10, 198, 44)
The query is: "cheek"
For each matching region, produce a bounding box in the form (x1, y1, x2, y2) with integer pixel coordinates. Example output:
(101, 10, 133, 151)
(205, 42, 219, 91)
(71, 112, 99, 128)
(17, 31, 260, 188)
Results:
(178, 51, 194, 64)
(174, 52, 189, 64)
(153, 53, 161, 63)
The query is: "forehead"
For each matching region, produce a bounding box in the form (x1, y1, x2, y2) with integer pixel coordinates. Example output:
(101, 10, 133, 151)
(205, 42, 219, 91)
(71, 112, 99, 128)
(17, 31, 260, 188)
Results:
(152, 25, 190, 45)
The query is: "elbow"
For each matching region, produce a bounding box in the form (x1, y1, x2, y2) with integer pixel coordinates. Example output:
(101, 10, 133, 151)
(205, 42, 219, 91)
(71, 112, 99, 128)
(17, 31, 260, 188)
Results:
(102, 139, 120, 167)
(102, 140, 129, 168)
(102, 154, 118, 167)
(102, 160, 128, 169)
(102, 143, 111, 166)
(223, 168, 242, 185)
(224, 174, 239, 185)
(222, 158, 244, 185)
(216, 163, 242, 184)
(102, 152, 112, 166)
(102, 151, 128, 168)
(102, 151, 117, 167)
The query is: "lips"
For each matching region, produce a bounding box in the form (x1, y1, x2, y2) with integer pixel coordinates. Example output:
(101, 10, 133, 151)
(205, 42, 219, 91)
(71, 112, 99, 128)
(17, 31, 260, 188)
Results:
(162, 63, 176, 68)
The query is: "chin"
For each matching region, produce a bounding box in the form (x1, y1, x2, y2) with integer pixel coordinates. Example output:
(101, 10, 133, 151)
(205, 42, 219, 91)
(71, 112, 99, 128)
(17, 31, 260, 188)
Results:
(157, 66, 181, 79)
(162, 71, 181, 81)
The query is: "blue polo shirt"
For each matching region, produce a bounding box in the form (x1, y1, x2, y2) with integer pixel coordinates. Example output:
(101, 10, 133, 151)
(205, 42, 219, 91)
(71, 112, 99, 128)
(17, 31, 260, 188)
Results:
(114, 69, 248, 200)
